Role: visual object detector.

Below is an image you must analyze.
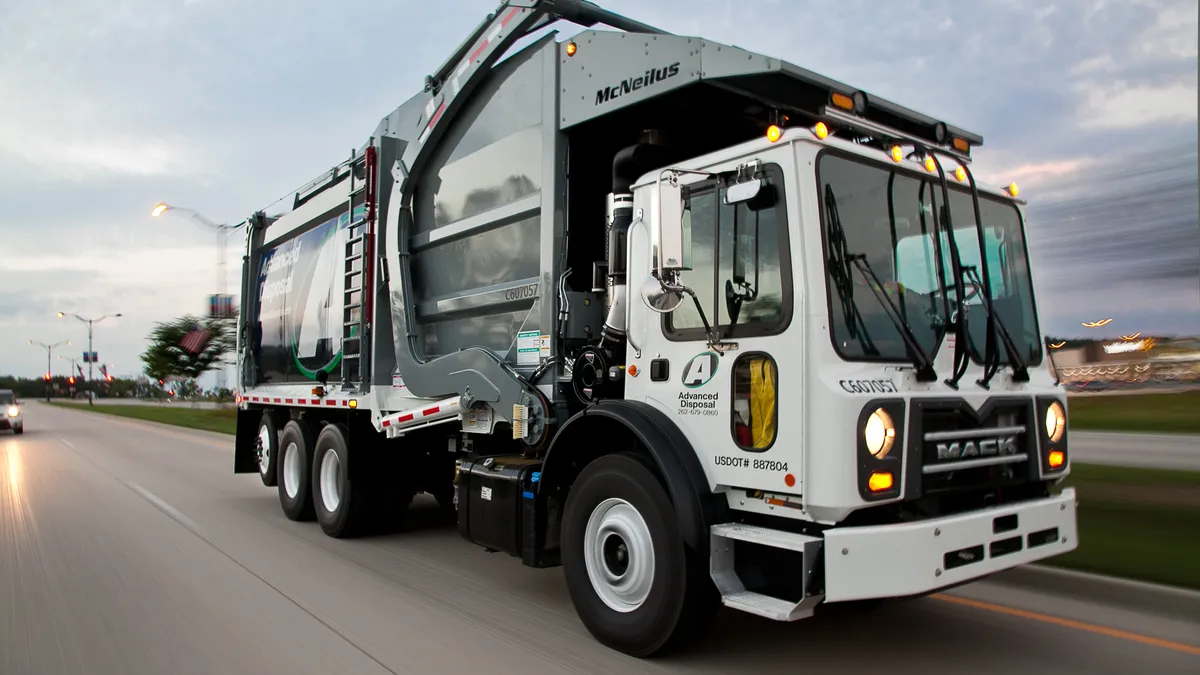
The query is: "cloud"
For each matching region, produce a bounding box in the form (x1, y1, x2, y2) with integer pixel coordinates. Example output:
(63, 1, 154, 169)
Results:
(1076, 79, 1198, 130)
(0, 0, 1197, 379)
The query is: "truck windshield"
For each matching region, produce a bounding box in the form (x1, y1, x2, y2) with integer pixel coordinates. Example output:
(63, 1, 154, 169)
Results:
(817, 152, 1042, 367)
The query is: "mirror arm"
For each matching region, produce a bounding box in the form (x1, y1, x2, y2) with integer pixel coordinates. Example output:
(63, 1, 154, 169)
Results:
(656, 273, 723, 349)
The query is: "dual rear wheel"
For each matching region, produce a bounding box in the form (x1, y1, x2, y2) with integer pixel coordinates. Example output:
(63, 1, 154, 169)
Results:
(265, 414, 716, 657)
(275, 419, 412, 537)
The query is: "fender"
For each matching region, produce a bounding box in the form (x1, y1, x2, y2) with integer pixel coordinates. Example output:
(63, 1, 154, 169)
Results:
(540, 399, 726, 552)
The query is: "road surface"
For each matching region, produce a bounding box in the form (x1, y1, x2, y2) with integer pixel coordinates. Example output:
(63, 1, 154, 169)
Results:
(2, 401, 1197, 675)
(1070, 431, 1200, 471)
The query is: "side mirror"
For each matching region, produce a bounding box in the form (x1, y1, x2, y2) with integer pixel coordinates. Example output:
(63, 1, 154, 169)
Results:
(656, 176, 685, 273)
(724, 178, 761, 205)
(640, 274, 685, 313)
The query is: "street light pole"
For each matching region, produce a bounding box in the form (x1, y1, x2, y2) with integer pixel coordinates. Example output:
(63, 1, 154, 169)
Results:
(151, 203, 243, 394)
(58, 312, 121, 406)
(29, 339, 71, 401)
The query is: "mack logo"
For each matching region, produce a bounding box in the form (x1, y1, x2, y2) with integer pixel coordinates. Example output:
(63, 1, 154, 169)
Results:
(936, 436, 1020, 460)
(595, 62, 681, 106)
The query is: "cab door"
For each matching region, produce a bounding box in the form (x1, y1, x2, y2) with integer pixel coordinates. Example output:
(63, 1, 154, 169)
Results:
(625, 153, 803, 497)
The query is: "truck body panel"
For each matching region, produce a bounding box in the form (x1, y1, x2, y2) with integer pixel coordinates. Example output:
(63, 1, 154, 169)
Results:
(231, 0, 1075, 657)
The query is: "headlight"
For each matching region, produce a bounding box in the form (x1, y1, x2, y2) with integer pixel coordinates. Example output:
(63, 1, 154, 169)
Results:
(6, 406, 18, 417)
(863, 408, 896, 458)
(1045, 401, 1065, 442)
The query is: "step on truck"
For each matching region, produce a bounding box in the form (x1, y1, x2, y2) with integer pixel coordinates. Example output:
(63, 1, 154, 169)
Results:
(233, 0, 1078, 657)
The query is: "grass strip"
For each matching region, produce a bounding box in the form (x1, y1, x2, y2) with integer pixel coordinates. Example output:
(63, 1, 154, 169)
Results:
(1067, 391, 1200, 434)
(50, 402, 237, 435)
(1046, 464, 1200, 590)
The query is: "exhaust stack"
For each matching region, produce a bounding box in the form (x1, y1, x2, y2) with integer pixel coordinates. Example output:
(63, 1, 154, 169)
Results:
(602, 132, 670, 342)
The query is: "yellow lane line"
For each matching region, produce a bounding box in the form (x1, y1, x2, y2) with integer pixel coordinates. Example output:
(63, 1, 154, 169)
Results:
(933, 593, 1200, 656)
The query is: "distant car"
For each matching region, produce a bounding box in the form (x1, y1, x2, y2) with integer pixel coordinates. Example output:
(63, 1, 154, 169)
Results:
(0, 389, 23, 435)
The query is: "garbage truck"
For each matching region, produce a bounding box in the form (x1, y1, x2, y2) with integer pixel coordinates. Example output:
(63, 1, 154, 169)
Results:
(233, 0, 1077, 657)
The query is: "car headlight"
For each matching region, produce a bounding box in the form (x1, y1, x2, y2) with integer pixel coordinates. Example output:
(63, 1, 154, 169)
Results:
(1045, 401, 1065, 443)
(6, 406, 18, 417)
(863, 407, 896, 458)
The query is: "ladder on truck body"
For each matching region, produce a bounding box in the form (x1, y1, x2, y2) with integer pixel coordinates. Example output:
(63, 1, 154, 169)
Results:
(340, 144, 378, 392)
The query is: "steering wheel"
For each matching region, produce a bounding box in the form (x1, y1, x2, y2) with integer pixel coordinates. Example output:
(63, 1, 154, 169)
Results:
(930, 279, 982, 304)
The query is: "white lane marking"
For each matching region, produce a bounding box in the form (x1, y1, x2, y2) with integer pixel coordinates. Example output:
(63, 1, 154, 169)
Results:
(128, 482, 203, 534)
(61, 438, 77, 449)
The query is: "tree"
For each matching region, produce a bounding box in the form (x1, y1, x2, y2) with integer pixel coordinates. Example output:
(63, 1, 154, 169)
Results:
(140, 314, 236, 382)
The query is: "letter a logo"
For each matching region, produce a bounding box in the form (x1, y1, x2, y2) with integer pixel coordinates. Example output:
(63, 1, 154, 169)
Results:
(681, 352, 718, 388)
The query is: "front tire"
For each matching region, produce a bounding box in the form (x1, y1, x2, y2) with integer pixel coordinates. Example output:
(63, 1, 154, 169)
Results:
(277, 420, 316, 521)
(13, 424, 23, 435)
(562, 453, 717, 657)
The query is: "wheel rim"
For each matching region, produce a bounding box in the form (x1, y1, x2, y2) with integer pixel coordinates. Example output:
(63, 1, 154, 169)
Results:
(319, 448, 342, 513)
(257, 425, 272, 474)
(282, 442, 301, 499)
(583, 497, 654, 613)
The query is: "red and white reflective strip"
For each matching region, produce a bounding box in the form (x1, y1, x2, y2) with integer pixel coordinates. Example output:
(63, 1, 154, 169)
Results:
(420, 6, 524, 142)
(416, 96, 445, 146)
(242, 394, 356, 408)
(468, 7, 520, 66)
(379, 396, 463, 433)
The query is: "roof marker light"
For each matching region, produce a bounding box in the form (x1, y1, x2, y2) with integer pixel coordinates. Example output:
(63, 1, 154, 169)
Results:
(924, 156, 937, 173)
(565, 42, 577, 56)
(813, 122, 829, 140)
(890, 145, 903, 162)
(1005, 182, 1019, 197)
(766, 124, 783, 142)
(831, 92, 855, 111)
(953, 137, 970, 152)
(954, 166, 967, 182)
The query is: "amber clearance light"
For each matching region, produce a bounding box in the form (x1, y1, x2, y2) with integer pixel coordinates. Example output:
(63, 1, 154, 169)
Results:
(766, 124, 783, 142)
(868, 472, 894, 492)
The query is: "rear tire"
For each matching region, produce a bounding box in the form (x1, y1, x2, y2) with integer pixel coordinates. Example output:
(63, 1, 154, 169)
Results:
(312, 423, 382, 538)
(562, 453, 718, 657)
(277, 420, 316, 521)
(257, 413, 279, 487)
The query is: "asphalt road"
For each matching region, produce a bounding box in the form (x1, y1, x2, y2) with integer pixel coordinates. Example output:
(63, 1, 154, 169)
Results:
(3, 402, 1198, 675)
(1069, 430, 1200, 471)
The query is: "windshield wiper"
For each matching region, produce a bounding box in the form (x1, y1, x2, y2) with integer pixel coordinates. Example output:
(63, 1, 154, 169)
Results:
(847, 254, 937, 381)
(824, 186, 879, 356)
(826, 187, 937, 381)
(962, 265, 1030, 385)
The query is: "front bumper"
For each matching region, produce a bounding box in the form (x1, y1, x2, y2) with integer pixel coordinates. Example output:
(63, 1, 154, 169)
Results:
(823, 488, 1078, 602)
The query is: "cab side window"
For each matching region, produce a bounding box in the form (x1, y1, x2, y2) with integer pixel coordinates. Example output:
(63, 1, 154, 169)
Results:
(666, 163, 792, 340)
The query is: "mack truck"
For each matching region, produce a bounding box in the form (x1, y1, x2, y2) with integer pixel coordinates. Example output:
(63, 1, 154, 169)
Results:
(232, 0, 1078, 657)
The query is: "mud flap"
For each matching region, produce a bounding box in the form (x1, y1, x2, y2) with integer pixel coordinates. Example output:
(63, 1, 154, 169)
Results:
(234, 408, 262, 473)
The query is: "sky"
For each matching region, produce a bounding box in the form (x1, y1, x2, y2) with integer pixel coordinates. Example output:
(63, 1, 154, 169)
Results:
(1, 0, 1197, 383)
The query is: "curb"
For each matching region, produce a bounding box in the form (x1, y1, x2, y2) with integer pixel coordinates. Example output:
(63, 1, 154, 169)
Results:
(987, 564, 1200, 622)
